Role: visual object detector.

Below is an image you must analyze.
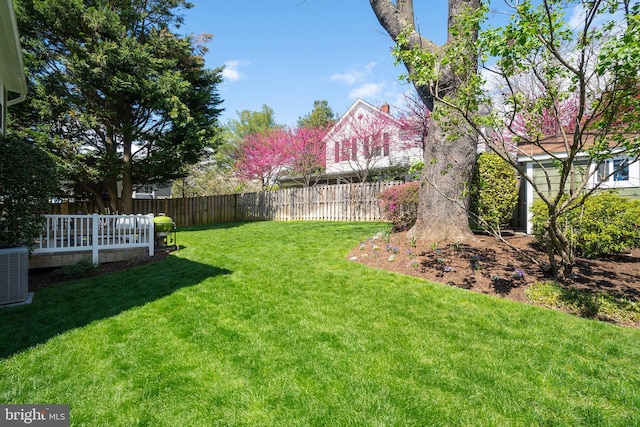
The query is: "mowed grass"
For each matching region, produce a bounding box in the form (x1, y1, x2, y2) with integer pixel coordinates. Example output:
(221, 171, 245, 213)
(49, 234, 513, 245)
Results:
(1, 221, 639, 426)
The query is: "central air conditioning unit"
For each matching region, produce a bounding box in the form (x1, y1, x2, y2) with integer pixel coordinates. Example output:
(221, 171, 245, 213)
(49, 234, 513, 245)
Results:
(0, 246, 29, 305)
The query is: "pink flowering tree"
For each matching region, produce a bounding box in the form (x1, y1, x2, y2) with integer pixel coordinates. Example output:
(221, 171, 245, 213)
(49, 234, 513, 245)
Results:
(233, 125, 328, 189)
(491, 92, 579, 156)
(285, 126, 328, 187)
(396, 94, 430, 152)
(233, 128, 290, 190)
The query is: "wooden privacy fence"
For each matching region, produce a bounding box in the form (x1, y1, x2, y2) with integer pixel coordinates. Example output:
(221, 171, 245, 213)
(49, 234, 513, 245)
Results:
(50, 182, 401, 228)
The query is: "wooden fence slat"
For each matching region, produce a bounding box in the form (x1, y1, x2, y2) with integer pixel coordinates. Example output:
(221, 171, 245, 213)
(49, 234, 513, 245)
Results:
(49, 181, 402, 227)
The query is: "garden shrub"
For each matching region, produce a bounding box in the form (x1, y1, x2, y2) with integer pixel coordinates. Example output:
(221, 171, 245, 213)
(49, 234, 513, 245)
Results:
(470, 152, 519, 230)
(0, 135, 57, 250)
(530, 191, 640, 258)
(377, 182, 419, 231)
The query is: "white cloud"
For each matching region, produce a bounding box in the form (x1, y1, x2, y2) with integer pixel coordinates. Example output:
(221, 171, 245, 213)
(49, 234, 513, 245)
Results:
(222, 60, 250, 82)
(349, 82, 384, 99)
(330, 62, 377, 85)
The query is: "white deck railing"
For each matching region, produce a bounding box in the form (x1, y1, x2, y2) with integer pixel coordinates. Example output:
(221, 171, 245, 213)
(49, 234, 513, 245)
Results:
(33, 214, 155, 264)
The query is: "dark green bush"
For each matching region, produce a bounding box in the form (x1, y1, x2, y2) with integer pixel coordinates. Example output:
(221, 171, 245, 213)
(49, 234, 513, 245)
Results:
(0, 135, 57, 250)
(530, 191, 640, 258)
(377, 182, 420, 231)
(470, 152, 519, 229)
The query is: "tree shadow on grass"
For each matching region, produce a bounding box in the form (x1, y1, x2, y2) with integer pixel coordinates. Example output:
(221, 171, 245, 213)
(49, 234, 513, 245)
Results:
(0, 255, 231, 358)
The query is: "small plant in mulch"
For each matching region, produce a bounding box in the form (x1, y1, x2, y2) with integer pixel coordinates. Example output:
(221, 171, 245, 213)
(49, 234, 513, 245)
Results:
(56, 259, 100, 279)
(513, 268, 525, 280)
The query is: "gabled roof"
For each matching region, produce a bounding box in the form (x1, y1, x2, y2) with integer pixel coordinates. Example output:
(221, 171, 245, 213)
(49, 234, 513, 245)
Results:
(0, 0, 27, 103)
(323, 98, 400, 142)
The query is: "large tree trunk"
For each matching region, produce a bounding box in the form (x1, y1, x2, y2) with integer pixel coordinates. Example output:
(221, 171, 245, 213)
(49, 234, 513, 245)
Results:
(413, 119, 477, 243)
(370, 0, 480, 242)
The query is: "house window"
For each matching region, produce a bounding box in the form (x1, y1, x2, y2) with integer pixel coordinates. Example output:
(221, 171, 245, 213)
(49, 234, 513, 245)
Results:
(341, 140, 350, 162)
(591, 155, 639, 190)
(383, 133, 390, 156)
(334, 141, 340, 163)
(613, 158, 629, 181)
(597, 157, 630, 183)
(368, 134, 386, 157)
(351, 138, 357, 161)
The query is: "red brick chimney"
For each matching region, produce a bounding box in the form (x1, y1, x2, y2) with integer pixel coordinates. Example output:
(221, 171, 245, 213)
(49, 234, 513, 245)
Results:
(380, 102, 390, 115)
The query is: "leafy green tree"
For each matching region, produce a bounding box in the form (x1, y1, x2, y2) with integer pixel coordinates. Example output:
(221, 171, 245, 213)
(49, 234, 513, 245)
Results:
(376, 0, 640, 279)
(297, 100, 337, 129)
(14, 0, 224, 213)
(225, 105, 282, 145)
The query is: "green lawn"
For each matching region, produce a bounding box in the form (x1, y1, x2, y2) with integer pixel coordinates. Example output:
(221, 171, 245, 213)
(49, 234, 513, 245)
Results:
(1, 221, 639, 426)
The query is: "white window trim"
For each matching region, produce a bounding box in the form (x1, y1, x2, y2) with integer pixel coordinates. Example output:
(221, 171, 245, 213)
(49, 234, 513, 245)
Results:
(588, 156, 640, 189)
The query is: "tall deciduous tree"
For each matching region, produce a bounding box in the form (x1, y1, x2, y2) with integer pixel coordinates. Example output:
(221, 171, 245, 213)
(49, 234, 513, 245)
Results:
(225, 105, 283, 145)
(297, 100, 337, 129)
(370, 0, 483, 243)
(14, 0, 224, 213)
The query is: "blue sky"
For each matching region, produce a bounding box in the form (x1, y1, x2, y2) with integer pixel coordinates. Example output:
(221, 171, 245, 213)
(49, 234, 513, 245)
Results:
(180, 1, 450, 127)
(178, 2, 616, 128)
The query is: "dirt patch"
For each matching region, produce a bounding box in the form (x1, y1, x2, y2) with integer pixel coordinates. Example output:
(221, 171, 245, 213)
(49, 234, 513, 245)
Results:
(348, 231, 640, 324)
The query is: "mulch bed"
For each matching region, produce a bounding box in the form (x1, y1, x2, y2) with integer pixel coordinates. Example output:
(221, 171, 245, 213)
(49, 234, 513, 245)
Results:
(347, 230, 640, 307)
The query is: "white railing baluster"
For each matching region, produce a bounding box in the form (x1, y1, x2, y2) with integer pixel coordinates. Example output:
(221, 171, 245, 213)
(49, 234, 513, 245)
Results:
(33, 213, 155, 264)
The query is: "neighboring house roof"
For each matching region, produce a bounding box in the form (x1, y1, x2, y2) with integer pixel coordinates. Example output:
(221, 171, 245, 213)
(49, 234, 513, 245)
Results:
(516, 132, 629, 161)
(0, 0, 27, 102)
(323, 98, 399, 142)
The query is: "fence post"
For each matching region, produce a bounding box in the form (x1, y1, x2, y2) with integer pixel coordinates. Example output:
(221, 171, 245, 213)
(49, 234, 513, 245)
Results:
(92, 213, 99, 265)
(147, 213, 155, 256)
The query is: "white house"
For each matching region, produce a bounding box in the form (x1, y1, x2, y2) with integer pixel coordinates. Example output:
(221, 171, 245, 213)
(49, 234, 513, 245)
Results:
(321, 99, 424, 184)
